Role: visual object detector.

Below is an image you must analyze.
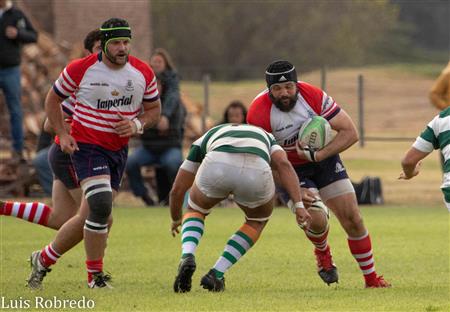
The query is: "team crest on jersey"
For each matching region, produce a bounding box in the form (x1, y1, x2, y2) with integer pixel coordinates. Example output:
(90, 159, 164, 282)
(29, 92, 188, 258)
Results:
(111, 90, 120, 96)
(125, 80, 134, 91)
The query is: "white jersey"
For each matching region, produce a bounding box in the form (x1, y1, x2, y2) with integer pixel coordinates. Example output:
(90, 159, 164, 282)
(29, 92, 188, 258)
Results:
(248, 81, 341, 165)
(53, 53, 159, 151)
(181, 123, 283, 173)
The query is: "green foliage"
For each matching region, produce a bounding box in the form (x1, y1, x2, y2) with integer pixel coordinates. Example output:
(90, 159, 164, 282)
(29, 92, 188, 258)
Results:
(1, 206, 449, 311)
(152, 1, 410, 80)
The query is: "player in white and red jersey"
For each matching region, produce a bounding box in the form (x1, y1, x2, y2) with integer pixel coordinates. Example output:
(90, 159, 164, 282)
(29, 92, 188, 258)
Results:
(26, 18, 161, 290)
(248, 60, 390, 288)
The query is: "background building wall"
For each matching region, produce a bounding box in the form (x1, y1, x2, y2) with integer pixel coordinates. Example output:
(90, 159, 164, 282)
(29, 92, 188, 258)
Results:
(19, 0, 152, 60)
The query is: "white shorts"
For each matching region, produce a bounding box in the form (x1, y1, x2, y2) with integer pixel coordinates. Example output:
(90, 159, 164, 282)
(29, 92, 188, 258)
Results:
(195, 151, 275, 208)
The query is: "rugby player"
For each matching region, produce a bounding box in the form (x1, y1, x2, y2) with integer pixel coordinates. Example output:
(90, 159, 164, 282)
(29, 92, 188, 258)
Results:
(247, 60, 390, 288)
(26, 18, 161, 289)
(170, 123, 311, 292)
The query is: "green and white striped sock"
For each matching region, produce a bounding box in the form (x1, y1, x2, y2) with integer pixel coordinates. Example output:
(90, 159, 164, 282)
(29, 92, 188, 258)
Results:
(212, 224, 259, 278)
(181, 212, 205, 258)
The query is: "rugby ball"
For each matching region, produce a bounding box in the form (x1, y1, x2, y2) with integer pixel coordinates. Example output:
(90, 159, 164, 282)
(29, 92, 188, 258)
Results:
(298, 116, 332, 149)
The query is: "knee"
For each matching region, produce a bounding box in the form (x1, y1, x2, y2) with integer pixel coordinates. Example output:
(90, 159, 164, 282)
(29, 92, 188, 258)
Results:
(308, 209, 329, 232)
(87, 191, 112, 223)
(82, 179, 113, 233)
(307, 199, 330, 232)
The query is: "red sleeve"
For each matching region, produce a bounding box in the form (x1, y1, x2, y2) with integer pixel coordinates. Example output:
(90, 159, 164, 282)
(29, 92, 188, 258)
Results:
(247, 90, 272, 132)
(298, 81, 341, 120)
(53, 54, 98, 98)
(129, 56, 159, 102)
(298, 82, 323, 115)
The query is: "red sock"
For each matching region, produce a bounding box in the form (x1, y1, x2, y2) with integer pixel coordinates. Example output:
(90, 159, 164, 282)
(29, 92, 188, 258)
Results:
(40, 243, 61, 267)
(305, 226, 329, 251)
(86, 259, 103, 283)
(347, 231, 377, 282)
(1, 201, 51, 226)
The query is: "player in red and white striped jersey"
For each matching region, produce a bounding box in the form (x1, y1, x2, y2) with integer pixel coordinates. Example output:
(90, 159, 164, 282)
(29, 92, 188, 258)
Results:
(26, 18, 161, 290)
(248, 60, 390, 288)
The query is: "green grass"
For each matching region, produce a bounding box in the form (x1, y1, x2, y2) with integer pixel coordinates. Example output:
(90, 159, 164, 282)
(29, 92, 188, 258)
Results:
(0, 206, 448, 311)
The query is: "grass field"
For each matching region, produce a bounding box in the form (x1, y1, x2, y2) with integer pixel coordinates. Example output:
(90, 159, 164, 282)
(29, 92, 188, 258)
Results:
(1, 205, 448, 311)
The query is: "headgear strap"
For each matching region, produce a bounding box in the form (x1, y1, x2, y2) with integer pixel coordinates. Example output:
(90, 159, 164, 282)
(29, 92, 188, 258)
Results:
(265, 60, 298, 88)
(100, 26, 132, 53)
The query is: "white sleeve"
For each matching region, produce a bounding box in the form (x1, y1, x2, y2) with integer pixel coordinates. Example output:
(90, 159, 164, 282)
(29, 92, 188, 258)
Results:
(180, 159, 201, 174)
(270, 144, 284, 155)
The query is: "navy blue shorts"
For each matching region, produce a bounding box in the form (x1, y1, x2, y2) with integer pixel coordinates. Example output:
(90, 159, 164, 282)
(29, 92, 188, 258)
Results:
(294, 154, 349, 189)
(48, 143, 79, 189)
(71, 143, 128, 191)
(278, 154, 349, 203)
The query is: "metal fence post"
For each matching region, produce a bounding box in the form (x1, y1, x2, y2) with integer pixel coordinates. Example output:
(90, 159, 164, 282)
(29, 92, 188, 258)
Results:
(358, 74, 365, 147)
(202, 74, 210, 134)
(321, 66, 326, 92)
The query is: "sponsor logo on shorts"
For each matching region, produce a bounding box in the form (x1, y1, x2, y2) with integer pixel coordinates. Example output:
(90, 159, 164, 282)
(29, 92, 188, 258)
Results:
(93, 165, 108, 171)
(335, 162, 345, 173)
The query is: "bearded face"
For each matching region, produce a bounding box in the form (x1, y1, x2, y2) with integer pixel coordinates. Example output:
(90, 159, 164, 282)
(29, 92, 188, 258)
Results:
(105, 39, 130, 66)
(269, 81, 298, 112)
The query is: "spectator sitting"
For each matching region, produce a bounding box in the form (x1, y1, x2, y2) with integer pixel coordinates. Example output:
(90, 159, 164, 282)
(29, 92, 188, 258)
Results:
(219, 100, 247, 124)
(126, 48, 185, 206)
(32, 124, 53, 195)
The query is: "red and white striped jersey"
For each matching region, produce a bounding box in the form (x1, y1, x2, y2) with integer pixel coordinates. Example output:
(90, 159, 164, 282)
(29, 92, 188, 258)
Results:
(53, 53, 159, 151)
(247, 81, 340, 165)
(61, 94, 76, 117)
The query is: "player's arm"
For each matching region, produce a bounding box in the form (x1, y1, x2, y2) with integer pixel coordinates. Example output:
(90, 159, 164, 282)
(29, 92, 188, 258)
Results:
(138, 99, 162, 129)
(115, 99, 161, 137)
(169, 138, 203, 236)
(169, 168, 195, 235)
(400, 119, 437, 179)
(45, 88, 78, 153)
(316, 109, 358, 162)
(270, 149, 311, 227)
(399, 147, 429, 180)
(43, 112, 72, 134)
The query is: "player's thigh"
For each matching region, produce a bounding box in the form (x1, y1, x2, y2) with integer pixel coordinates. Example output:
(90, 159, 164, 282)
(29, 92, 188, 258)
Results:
(51, 179, 79, 221)
(233, 160, 275, 211)
(323, 185, 364, 232)
(237, 197, 274, 221)
(188, 182, 225, 213)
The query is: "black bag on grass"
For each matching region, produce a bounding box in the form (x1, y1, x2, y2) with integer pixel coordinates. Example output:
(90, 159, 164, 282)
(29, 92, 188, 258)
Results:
(352, 176, 384, 205)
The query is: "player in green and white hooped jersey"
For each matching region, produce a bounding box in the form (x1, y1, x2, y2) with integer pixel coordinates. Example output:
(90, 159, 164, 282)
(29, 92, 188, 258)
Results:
(170, 123, 311, 292)
(400, 107, 450, 211)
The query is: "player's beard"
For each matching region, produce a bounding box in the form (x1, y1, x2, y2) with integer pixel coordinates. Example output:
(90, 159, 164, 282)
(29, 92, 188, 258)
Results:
(107, 52, 129, 65)
(270, 91, 298, 112)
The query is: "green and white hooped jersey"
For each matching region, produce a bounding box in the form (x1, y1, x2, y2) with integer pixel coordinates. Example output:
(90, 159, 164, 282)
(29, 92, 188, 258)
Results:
(413, 107, 450, 210)
(181, 124, 283, 173)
